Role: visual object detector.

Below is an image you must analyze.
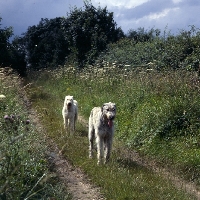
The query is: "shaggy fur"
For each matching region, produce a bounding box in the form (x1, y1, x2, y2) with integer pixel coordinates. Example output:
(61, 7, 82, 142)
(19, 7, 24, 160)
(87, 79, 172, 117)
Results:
(62, 95, 78, 135)
(88, 102, 116, 165)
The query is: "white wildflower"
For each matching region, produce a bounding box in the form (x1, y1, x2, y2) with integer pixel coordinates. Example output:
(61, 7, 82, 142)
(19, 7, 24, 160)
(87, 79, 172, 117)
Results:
(0, 94, 6, 99)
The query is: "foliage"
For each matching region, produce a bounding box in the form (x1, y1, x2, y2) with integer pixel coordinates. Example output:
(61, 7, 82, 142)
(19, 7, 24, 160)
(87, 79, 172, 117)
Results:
(0, 18, 26, 76)
(24, 66, 196, 199)
(9, 36, 27, 76)
(127, 27, 161, 42)
(0, 17, 13, 65)
(0, 69, 71, 199)
(2, 6, 200, 75)
(22, 17, 69, 69)
(62, 1, 124, 67)
(97, 26, 200, 71)
(21, 1, 124, 70)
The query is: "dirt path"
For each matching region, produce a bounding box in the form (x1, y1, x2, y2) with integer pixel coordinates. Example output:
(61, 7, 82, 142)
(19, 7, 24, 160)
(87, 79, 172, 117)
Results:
(23, 99, 105, 200)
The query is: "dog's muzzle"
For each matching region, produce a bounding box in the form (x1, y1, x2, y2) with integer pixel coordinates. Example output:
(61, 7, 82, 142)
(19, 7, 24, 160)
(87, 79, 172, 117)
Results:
(107, 116, 115, 128)
(108, 116, 115, 120)
(67, 102, 72, 109)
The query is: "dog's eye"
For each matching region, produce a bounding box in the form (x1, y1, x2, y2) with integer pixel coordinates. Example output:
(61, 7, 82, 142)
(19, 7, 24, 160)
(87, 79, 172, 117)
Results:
(106, 109, 109, 111)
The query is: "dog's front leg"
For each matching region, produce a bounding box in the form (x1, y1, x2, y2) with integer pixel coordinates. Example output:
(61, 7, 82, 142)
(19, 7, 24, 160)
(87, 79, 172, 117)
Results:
(63, 116, 67, 129)
(69, 118, 75, 135)
(96, 135, 103, 165)
(63, 117, 70, 135)
(64, 117, 69, 133)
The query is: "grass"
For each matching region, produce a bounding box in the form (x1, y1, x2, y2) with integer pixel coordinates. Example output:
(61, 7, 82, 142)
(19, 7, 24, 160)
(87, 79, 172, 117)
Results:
(0, 68, 71, 199)
(24, 64, 200, 199)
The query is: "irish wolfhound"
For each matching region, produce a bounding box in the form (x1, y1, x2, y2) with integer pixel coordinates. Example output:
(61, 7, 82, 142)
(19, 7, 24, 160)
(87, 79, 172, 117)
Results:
(62, 95, 78, 135)
(88, 102, 116, 165)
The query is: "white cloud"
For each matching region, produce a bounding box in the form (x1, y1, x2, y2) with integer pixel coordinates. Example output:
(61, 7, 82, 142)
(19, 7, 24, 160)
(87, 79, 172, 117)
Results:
(148, 7, 180, 20)
(127, 7, 180, 27)
(0, 0, 84, 35)
(1, 0, 200, 36)
(172, 0, 183, 4)
(116, 6, 182, 33)
(92, 0, 150, 9)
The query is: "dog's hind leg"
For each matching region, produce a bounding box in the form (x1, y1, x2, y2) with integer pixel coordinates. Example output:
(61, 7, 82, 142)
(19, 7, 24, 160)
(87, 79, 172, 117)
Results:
(74, 113, 77, 131)
(104, 137, 112, 164)
(88, 127, 94, 158)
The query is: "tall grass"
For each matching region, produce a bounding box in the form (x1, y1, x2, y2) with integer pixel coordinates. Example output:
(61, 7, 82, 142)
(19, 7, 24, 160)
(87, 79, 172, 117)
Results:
(25, 64, 200, 199)
(0, 68, 71, 199)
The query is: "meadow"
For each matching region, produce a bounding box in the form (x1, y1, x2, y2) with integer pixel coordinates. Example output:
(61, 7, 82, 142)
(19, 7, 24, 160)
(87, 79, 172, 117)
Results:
(23, 63, 200, 199)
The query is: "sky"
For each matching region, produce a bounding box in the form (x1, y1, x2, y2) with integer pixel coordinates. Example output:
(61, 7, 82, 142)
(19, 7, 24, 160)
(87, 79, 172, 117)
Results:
(0, 0, 200, 38)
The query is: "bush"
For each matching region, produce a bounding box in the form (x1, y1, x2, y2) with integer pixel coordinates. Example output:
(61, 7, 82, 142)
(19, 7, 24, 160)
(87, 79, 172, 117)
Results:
(96, 26, 200, 71)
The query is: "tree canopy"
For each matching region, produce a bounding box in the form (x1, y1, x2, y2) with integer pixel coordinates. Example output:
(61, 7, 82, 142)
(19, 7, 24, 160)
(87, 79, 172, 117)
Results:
(23, 17, 68, 69)
(22, 1, 124, 69)
(0, 18, 27, 75)
(0, 17, 13, 66)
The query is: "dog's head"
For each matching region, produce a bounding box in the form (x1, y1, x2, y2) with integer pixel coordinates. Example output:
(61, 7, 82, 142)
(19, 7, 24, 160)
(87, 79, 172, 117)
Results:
(102, 102, 116, 127)
(64, 95, 74, 109)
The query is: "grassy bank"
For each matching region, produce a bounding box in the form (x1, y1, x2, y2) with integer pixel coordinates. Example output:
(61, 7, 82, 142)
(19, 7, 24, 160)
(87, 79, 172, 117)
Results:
(24, 64, 200, 199)
(0, 68, 71, 199)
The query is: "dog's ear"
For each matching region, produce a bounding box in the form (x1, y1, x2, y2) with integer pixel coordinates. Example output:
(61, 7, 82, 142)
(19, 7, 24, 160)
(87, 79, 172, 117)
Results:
(113, 103, 116, 111)
(101, 104, 106, 112)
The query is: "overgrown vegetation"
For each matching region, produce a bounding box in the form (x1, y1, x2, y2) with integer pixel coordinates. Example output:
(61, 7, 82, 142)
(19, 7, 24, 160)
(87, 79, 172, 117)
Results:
(24, 64, 200, 199)
(0, 69, 71, 199)
(1, 2, 200, 75)
(97, 26, 200, 71)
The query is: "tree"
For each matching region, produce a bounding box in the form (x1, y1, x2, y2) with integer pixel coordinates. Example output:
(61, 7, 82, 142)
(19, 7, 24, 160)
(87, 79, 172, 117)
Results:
(22, 1, 124, 69)
(23, 17, 69, 69)
(10, 36, 27, 76)
(127, 28, 161, 42)
(0, 17, 27, 75)
(0, 17, 13, 66)
(63, 1, 124, 67)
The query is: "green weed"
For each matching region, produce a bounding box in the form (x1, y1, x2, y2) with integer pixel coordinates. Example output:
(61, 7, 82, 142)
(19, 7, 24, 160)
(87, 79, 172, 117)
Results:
(0, 70, 71, 200)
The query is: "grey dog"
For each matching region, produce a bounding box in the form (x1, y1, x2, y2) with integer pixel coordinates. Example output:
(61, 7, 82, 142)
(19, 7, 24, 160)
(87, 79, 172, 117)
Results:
(88, 102, 116, 165)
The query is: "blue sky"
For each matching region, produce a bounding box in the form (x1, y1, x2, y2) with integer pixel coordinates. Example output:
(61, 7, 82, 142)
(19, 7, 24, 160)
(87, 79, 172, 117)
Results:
(0, 0, 200, 37)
